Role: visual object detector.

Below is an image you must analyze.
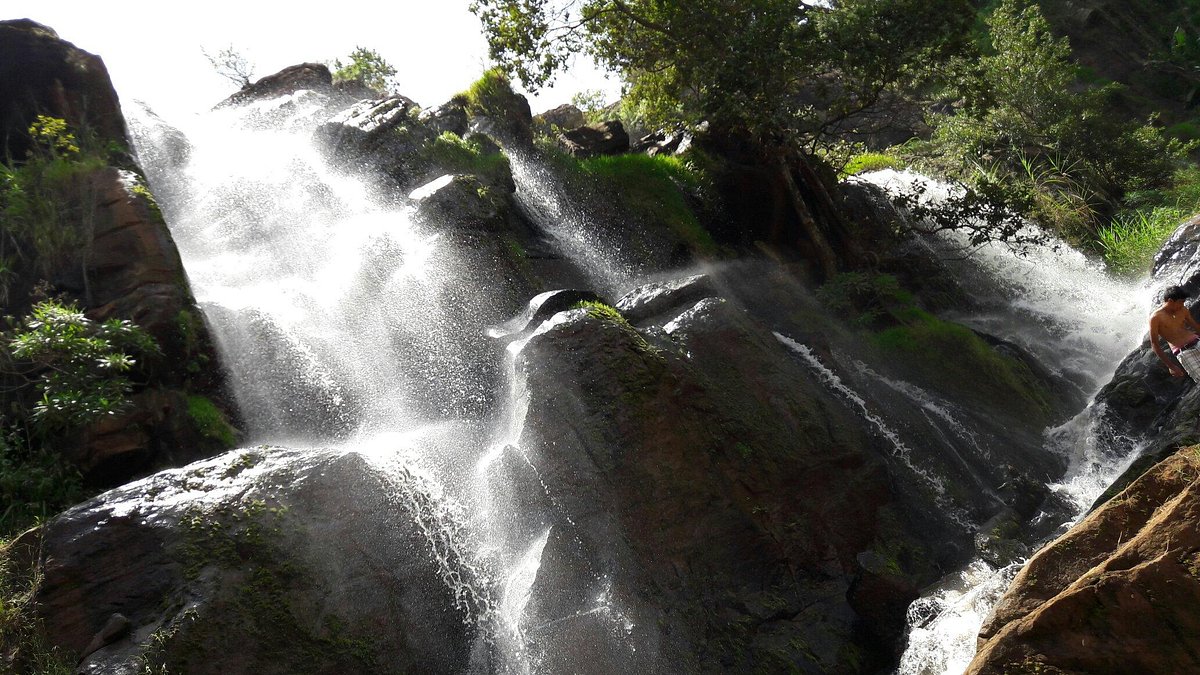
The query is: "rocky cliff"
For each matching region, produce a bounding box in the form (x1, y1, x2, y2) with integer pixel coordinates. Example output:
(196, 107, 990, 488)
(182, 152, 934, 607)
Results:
(0, 20, 235, 486)
(0, 43, 1115, 675)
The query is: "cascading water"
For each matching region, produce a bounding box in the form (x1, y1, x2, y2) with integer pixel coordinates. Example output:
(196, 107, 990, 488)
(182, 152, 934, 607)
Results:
(852, 170, 1155, 674)
(128, 96, 568, 673)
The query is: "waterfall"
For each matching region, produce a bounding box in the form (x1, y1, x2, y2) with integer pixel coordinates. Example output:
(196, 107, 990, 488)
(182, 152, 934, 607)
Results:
(852, 170, 1154, 674)
(127, 96, 562, 672)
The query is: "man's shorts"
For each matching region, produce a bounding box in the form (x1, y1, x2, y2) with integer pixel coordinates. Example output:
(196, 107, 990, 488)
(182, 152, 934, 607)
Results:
(1178, 347, 1200, 382)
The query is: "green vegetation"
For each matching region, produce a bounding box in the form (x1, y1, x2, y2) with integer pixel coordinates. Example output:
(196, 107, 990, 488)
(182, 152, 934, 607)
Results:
(1, 536, 74, 674)
(841, 152, 903, 178)
(424, 132, 510, 183)
(461, 68, 515, 117)
(142, 497, 378, 673)
(1097, 167, 1200, 276)
(818, 272, 1052, 418)
(570, 89, 611, 125)
(906, 0, 1192, 249)
(472, 0, 971, 140)
(332, 47, 396, 94)
(187, 396, 237, 448)
(0, 300, 158, 537)
(542, 146, 717, 255)
(0, 116, 113, 299)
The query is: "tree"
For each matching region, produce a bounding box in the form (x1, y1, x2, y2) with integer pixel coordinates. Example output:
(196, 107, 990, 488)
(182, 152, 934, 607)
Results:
(470, 0, 976, 278)
(203, 45, 256, 88)
(924, 0, 1191, 241)
(332, 47, 398, 94)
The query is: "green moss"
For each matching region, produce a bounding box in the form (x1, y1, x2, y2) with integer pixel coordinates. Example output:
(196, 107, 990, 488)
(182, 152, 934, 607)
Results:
(130, 178, 165, 226)
(159, 497, 376, 673)
(539, 147, 717, 256)
(423, 132, 510, 182)
(186, 396, 236, 448)
(872, 308, 1054, 420)
(842, 152, 902, 177)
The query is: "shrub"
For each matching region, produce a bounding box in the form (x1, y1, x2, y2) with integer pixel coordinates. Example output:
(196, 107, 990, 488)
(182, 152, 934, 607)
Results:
(1096, 166, 1200, 275)
(332, 47, 397, 94)
(7, 300, 158, 435)
(0, 116, 125, 302)
(0, 431, 82, 536)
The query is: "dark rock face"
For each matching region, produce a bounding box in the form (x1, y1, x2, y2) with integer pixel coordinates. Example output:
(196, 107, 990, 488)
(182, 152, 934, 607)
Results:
(506, 290, 942, 672)
(968, 447, 1200, 674)
(538, 103, 585, 130)
(27, 447, 479, 674)
(558, 120, 630, 158)
(218, 62, 335, 108)
(0, 19, 126, 158)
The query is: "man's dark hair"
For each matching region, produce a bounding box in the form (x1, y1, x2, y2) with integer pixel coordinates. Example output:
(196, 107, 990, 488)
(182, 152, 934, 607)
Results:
(1164, 285, 1190, 301)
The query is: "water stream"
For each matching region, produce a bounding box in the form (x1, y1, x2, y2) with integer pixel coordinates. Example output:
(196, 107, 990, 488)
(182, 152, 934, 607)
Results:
(854, 170, 1154, 674)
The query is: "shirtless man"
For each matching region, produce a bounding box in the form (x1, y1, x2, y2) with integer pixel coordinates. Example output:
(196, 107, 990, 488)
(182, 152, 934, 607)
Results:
(1149, 285, 1200, 381)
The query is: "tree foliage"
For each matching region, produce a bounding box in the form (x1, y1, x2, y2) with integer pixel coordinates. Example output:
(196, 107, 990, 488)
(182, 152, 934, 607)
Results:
(920, 0, 1193, 240)
(0, 301, 158, 535)
(471, 0, 974, 144)
(332, 46, 398, 94)
(6, 300, 158, 434)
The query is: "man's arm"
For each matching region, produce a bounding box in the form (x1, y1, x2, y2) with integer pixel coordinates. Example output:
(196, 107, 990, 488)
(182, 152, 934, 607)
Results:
(1150, 315, 1186, 377)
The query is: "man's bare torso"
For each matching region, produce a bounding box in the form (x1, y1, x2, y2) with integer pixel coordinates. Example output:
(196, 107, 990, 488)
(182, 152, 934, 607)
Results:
(1150, 307, 1199, 349)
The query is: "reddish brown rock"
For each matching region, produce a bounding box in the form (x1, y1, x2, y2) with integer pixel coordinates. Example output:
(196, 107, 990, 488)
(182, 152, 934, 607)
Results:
(968, 447, 1200, 674)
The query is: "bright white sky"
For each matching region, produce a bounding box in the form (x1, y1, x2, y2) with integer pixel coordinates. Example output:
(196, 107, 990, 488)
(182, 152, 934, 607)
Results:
(4, 1, 619, 119)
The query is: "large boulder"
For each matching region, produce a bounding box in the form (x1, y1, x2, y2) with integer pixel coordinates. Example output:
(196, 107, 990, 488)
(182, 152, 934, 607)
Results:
(503, 287, 947, 672)
(218, 62, 335, 108)
(558, 120, 630, 158)
(968, 446, 1200, 674)
(0, 19, 126, 158)
(10, 447, 480, 674)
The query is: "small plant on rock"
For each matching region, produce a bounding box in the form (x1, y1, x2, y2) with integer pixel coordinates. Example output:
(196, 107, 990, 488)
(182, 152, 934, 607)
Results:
(332, 47, 397, 95)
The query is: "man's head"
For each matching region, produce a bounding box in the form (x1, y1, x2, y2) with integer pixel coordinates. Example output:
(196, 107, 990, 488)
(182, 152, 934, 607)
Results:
(1164, 286, 1190, 303)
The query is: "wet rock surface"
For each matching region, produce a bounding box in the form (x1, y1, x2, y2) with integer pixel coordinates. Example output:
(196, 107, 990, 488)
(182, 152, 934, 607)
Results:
(498, 264, 1063, 672)
(27, 447, 478, 674)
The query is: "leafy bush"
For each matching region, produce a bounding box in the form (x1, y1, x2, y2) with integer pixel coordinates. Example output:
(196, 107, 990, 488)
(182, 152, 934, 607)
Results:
(332, 47, 397, 94)
(8, 301, 158, 434)
(0, 116, 127, 304)
(0, 431, 82, 537)
(917, 0, 1193, 247)
(1096, 167, 1200, 275)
